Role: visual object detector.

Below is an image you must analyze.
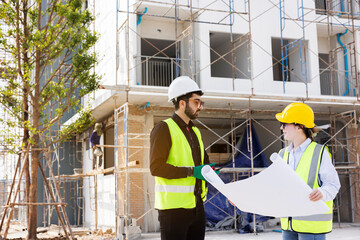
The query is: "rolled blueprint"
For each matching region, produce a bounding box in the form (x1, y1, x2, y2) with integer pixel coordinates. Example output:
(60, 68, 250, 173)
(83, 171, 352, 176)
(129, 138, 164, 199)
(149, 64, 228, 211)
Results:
(201, 165, 224, 185)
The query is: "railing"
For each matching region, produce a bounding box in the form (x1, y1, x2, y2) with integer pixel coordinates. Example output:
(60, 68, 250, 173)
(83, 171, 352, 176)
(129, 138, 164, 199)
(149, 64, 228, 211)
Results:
(320, 69, 338, 95)
(315, 0, 360, 17)
(135, 56, 198, 87)
(319, 68, 359, 96)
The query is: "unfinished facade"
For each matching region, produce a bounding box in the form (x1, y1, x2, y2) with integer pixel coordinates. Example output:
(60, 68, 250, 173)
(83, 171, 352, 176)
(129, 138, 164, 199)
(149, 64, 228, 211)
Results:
(64, 0, 360, 237)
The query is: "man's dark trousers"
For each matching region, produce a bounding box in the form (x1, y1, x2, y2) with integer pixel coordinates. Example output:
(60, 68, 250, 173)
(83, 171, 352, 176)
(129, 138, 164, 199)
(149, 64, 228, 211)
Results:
(158, 204, 206, 240)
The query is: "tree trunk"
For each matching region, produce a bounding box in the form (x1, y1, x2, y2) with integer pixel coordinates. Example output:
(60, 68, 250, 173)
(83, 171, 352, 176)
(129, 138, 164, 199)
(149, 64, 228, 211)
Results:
(23, 83, 30, 231)
(27, 107, 40, 239)
(27, 144, 39, 239)
(27, 5, 41, 235)
(27, 63, 41, 240)
(24, 138, 30, 231)
(21, 0, 31, 233)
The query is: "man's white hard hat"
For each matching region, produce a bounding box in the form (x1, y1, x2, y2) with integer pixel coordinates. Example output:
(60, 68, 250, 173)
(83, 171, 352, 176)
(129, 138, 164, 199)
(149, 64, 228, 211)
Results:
(168, 76, 202, 102)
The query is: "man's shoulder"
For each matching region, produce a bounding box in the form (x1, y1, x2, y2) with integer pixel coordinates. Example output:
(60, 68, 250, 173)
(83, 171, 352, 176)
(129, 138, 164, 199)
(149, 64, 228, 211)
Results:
(155, 120, 169, 127)
(151, 121, 170, 136)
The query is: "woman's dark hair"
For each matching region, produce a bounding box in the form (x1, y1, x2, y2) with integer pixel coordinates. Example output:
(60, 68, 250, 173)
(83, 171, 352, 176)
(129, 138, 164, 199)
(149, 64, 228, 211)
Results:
(296, 124, 315, 141)
(304, 128, 315, 141)
(172, 90, 203, 110)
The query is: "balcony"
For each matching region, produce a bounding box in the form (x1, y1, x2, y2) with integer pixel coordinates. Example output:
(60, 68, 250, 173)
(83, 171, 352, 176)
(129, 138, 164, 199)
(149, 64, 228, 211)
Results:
(135, 55, 198, 87)
(318, 44, 359, 97)
(319, 68, 360, 97)
(315, 0, 360, 18)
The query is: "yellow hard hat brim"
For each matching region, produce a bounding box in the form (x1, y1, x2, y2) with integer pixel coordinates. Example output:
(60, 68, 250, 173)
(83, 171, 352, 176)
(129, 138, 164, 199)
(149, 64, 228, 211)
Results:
(276, 112, 315, 128)
(275, 113, 290, 123)
(306, 122, 315, 128)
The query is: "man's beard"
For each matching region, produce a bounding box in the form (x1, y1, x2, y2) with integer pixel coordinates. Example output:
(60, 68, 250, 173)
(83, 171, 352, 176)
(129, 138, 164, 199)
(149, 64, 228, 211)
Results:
(185, 103, 199, 120)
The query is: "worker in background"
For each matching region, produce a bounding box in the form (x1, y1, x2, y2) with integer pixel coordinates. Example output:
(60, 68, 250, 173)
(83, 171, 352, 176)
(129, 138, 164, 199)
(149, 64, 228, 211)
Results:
(150, 76, 217, 240)
(276, 102, 340, 240)
(90, 122, 106, 171)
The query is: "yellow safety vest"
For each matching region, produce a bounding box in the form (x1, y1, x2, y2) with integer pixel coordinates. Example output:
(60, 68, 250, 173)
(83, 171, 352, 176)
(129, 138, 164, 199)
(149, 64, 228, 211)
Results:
(154, 118, 207, 210)
(279, 142, 333, 234)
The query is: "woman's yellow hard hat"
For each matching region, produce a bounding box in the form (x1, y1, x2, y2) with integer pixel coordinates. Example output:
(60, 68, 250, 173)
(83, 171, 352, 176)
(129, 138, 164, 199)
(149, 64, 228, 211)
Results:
(275, 102, 315, 128)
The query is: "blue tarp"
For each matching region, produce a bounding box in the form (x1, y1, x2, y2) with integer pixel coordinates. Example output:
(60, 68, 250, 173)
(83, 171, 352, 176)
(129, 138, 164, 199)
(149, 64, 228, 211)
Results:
(205, 124, 271, 233)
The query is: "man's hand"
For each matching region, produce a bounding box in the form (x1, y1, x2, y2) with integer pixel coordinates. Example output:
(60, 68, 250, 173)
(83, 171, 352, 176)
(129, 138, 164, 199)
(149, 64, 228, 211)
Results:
(193, 163, 219, 181)
(309, 188, 323, 201)
(192, 164, 207, 181)
(93, 145, 97, 150)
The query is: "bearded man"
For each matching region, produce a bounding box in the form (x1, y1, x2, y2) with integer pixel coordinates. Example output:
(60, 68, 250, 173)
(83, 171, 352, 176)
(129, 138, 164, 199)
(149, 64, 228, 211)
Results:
(150, 76, 214, 240)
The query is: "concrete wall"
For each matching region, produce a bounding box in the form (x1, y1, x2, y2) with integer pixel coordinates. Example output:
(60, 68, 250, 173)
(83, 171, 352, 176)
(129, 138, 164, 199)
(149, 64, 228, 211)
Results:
(97, 174, 116, 229)
(83, 126, 116, 230)
(98, 105, 158, 232)
(318, 37, 330, 54)
(345, 123, 360, 222)
(143, 111, 158, 232)
(83, 174, 116, 230)
(140, 18, 178, 41)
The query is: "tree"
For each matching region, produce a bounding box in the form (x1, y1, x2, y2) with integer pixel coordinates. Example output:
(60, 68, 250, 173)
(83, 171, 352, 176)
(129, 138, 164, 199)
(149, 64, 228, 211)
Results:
(0, 0, 99, 238)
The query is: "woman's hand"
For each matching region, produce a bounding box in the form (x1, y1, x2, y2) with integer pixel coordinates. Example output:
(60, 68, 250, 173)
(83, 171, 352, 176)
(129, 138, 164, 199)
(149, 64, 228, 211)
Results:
(228, 199, 235, 206)
(309, 188, 323, 201)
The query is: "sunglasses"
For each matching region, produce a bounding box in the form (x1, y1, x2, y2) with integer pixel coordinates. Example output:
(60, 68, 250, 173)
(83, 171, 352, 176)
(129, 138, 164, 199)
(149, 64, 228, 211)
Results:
(188, 98, 205, 108)
(280, 123, 292, 128)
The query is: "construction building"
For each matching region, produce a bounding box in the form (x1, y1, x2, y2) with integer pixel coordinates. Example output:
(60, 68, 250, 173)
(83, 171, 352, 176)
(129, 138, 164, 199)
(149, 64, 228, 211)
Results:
(2, 0, 360, 239)
(0, 17, 26, 227)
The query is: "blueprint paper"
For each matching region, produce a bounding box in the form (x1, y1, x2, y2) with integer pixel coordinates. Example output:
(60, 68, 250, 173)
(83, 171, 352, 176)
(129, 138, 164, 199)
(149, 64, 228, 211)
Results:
(202, 153, 329, 217)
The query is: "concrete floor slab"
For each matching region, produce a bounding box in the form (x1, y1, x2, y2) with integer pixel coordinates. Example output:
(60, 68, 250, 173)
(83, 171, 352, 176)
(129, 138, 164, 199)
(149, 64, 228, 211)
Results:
(142, 224, 360, 240)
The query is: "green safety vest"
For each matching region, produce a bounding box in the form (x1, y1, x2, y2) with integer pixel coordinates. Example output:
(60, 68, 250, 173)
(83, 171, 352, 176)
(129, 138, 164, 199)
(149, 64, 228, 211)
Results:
(154, 118, 207, 210)
(279, 142, 333, 234)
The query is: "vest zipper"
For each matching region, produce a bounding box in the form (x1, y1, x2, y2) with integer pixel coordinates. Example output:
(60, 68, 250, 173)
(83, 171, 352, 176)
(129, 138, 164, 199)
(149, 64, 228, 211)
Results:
(289, 217, 292, 231)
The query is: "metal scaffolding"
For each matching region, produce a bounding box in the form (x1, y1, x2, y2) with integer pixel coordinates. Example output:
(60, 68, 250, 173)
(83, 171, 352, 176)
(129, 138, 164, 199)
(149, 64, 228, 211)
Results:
(111, 0, 360, 238)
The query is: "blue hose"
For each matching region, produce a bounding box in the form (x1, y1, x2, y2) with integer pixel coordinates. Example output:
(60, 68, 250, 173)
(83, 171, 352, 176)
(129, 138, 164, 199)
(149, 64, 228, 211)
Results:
(137, 7, 148, 26)
(337, 29, 349, 96)
(338, 0, 344, 16)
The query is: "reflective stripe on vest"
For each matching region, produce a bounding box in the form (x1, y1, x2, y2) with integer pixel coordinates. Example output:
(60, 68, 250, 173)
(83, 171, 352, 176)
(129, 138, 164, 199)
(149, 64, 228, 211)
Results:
(293, 213, 332, 221)
(279, 142, 333, 234)
(154, 118, 207, 210)
(155, 185, 195, 193)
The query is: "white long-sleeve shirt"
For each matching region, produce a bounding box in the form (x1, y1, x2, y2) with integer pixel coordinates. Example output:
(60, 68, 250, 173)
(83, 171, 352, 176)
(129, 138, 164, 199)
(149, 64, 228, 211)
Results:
(286, 138, 341, 202)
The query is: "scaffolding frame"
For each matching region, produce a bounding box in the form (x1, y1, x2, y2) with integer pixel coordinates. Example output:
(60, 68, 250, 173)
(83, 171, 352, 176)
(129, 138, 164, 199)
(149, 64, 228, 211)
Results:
(110, 0, 360, 238)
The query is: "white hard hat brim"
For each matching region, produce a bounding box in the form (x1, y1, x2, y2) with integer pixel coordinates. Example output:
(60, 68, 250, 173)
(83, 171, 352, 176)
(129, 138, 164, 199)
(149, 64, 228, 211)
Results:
(168, 76, 202, 102)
